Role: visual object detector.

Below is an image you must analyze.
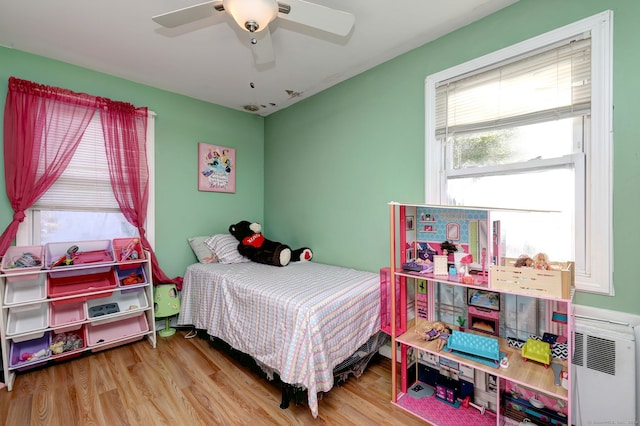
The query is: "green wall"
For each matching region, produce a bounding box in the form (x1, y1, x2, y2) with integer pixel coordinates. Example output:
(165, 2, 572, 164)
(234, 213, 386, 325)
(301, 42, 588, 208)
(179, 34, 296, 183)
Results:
(0, 47, 265, 278)
(1, 0, 639, 315)
(264, 0, 640, 315)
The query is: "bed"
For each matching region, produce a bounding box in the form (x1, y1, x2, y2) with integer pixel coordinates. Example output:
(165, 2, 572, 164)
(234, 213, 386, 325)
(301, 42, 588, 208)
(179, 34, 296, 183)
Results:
(177, 260, 381, 418)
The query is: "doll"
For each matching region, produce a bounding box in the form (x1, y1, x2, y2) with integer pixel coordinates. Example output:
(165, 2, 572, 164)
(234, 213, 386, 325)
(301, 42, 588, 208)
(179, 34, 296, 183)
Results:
(436, 325, 452, 352)
(514, 254, 534, 268)
(414, 319, 434, 341)
(533, 252, 551, 270)
(425, 321, 446, 342)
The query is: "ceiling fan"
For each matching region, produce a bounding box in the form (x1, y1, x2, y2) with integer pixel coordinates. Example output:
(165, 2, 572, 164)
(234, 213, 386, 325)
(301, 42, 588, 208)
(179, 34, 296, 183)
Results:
(152, 0, 355, 65)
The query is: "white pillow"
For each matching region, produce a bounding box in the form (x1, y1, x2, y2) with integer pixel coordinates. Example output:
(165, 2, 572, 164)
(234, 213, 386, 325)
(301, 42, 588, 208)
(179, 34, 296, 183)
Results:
(204, 234, 249, 264)
(188, 236, 218, 264)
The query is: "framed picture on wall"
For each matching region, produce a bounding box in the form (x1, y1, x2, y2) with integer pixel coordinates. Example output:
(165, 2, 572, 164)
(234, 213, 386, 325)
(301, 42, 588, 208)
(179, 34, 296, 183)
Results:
(198, 143, 236, 193)
(406, 216, 415, 231)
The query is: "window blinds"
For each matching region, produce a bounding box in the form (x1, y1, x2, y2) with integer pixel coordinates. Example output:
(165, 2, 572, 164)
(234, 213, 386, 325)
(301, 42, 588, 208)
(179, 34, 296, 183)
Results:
(435, 35, 591, 136)
(34, 114, 120, 211)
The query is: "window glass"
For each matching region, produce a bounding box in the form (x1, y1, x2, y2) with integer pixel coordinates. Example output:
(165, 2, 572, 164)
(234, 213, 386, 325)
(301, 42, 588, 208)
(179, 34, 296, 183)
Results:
(37, 210, 137, 244)
(449, 119, 576, 170)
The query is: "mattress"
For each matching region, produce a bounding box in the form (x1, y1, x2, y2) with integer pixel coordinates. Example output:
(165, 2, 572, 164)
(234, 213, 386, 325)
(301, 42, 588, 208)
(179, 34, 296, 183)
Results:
(177, 261, 380, 417)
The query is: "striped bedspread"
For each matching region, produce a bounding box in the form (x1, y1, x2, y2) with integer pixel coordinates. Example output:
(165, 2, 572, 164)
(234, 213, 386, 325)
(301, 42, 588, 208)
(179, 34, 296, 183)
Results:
(177, 261, 380, 418)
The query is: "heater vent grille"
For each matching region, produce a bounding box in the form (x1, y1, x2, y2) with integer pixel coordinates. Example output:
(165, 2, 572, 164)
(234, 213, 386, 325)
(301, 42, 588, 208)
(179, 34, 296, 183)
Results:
(572, 332, 616, 375)
(573, 332, 584, 367)
(586, 334, 616, 376)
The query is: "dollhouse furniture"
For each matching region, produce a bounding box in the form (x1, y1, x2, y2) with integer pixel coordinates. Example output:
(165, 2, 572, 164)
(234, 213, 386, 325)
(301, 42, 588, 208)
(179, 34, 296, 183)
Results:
(521, 338, 552, 368)
(386, 202, 574, 426)
(435, 375, 460, 405)
(468, 306, 500, 336)
(446, 330, 501, 366)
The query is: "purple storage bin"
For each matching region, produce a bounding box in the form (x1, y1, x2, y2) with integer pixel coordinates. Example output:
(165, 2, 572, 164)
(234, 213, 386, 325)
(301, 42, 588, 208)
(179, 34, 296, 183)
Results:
(45, 240, 114, 278)
(116, 264, 147, 288)
(9, 332, 51, 370)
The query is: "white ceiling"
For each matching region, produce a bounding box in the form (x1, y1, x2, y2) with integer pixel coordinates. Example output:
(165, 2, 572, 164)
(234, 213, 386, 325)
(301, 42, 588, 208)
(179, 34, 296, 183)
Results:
(0, 0, 517, 116)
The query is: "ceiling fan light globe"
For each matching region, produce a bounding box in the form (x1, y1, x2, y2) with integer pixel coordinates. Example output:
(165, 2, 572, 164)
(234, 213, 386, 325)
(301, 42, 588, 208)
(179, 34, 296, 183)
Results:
(224, 0, 277, 33)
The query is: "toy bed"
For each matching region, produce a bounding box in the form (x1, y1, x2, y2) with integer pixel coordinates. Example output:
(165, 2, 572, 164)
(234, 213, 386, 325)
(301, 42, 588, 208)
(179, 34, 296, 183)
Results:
(177, 261, 381, 418)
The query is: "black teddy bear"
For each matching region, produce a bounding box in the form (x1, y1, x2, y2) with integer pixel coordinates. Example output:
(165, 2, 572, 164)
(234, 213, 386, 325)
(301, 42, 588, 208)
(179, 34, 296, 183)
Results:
(228, 220, 313, 267)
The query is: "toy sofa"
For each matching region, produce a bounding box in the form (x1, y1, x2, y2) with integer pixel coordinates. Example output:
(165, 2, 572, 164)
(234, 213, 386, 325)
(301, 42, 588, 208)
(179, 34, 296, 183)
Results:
(446, 330, 501, 366)
(521, 338, 551, 368)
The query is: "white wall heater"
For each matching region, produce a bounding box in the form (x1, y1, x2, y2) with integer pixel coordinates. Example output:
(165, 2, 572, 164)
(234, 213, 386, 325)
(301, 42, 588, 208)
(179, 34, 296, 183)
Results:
(572, 305, 640, 425)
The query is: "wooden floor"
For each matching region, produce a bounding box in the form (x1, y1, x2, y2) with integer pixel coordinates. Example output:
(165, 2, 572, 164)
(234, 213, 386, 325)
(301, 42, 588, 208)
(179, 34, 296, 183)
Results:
(0, 329, 428, 425)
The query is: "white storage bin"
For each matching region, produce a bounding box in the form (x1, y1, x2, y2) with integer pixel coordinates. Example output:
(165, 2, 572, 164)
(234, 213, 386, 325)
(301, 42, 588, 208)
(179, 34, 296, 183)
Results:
(7, 303, 49, 342)
(86, 288, 149, 325)
(3, 274, 47, 306)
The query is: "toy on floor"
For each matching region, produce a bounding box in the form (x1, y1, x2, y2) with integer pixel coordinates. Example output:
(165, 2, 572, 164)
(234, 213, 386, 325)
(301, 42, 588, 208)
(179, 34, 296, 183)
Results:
(459, 396, 486, 415)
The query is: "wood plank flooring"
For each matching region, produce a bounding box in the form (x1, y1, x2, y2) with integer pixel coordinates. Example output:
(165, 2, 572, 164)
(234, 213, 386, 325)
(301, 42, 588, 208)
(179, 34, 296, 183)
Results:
(0, 330, 428, 425)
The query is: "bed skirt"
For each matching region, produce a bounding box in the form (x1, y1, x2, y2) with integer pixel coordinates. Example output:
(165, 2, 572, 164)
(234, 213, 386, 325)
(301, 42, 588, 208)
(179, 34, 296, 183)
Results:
(200, 329, 389, 409)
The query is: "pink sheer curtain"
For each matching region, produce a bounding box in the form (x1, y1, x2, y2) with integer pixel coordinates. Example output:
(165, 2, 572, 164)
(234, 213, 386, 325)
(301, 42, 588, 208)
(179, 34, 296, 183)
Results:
(1, 77, 182, 288)
(0, 77, 96, 254)
(100, 101, 183, 289)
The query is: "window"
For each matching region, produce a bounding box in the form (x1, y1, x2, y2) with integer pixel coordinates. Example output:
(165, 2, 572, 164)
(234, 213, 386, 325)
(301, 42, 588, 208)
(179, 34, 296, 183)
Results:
(16, 113, 155, 247)
(435, 283, 466, 325)
(425, 11, 613, 294)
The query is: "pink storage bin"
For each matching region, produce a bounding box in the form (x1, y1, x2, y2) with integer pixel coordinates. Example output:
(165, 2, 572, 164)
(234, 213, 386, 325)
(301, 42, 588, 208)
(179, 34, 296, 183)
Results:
(112, 238, 146, 270)
(50, 301, 86, 333)
(45, 240, 114, 278)
(0, 245, 44, 282)
(47, 268, 117, 305)
(86, 314, 149, 347)
(50, 326, 87, 362)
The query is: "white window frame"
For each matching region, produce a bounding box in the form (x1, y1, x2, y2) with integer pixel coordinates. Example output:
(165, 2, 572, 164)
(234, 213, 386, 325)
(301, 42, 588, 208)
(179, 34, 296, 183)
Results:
(15, 112, 156, 250)
(425, 11, 613, 295)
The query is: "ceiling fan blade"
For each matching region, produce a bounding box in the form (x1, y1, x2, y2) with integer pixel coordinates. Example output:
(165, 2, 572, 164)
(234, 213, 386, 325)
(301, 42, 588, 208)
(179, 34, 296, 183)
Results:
(278, 0, 355, 36)
(250, 28, 275, 65)
(152, 1, 222, 28)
